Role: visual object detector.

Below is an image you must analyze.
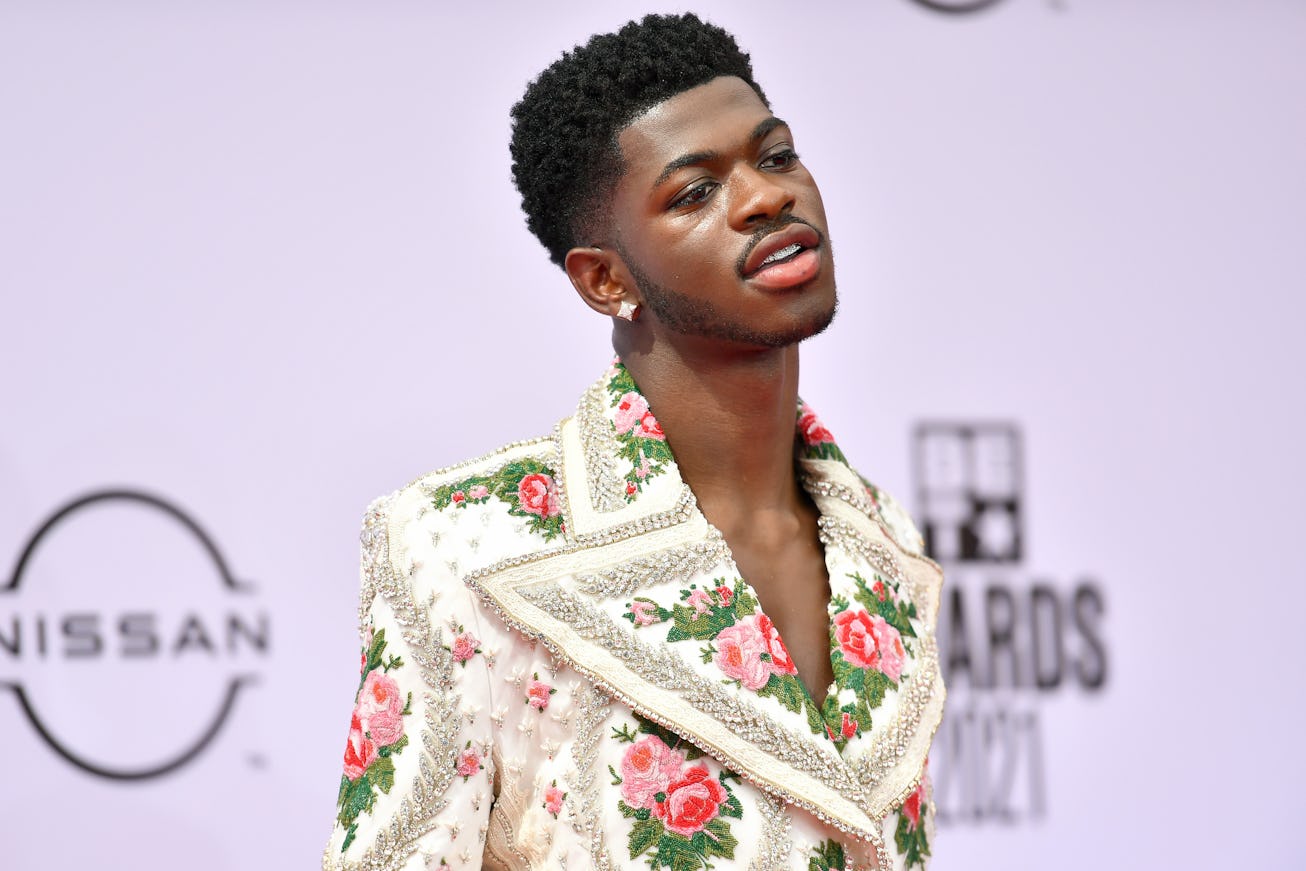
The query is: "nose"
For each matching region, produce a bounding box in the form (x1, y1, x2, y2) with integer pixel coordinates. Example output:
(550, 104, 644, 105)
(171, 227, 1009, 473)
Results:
(728, 166, 795, 231)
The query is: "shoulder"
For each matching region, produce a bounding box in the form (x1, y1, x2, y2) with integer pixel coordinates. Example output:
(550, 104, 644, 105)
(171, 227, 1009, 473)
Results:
(362, 433, 566, 589)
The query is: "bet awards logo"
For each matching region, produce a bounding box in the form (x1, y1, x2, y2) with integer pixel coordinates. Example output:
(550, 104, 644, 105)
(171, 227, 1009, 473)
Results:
(916, 424, 1024, 563)
(913, 423, 1107, 824)
(2, 490, 269, 780)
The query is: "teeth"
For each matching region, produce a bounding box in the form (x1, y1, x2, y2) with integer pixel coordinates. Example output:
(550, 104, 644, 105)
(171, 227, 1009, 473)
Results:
(761, 243, 802, 265)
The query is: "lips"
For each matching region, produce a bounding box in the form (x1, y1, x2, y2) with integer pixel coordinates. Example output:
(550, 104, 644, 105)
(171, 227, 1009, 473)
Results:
(741, 223, 822, 278)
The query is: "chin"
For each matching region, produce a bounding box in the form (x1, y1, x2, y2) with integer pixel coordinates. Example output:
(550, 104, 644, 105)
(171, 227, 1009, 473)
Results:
(734, 290, 838, 349)
(787, 293, 839, 345)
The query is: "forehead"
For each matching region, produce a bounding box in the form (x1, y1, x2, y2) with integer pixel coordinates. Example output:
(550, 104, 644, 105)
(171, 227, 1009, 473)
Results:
(616, 76, 774, 185)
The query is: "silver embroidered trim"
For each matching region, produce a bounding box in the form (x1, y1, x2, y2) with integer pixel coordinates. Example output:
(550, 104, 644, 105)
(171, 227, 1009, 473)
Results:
(573, 530, 729, 599)
(818, 516, 937, 627)
(518, 585, 867, 806)
(808, 477, 941, 573)
(849, 638, 939, 793)
(325, 497, 469, 871)
(577, 377, 629, 513)
(468, 567, 889, 849)
(747, 793, 794, 871)
(804, 477, 881, 523)
(570, 685, 616, 871)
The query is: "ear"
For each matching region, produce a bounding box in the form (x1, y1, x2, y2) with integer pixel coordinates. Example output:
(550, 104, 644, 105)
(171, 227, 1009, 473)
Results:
(564, 246, 639, 318)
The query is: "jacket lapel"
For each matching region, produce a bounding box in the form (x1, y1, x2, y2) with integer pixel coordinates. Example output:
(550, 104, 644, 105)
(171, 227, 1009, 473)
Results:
(464, 363, 944, 842)
(799, 451, 947, 813)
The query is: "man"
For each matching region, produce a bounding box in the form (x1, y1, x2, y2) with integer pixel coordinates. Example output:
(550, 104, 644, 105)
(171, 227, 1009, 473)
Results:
(326, 14, 944, 871)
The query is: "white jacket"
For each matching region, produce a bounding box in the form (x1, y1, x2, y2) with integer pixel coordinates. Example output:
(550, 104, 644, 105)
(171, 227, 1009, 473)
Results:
(324, 362, 945, 871)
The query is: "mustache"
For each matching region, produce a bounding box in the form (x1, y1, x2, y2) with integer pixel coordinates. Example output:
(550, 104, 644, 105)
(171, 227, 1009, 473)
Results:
(735, 215, 826, 277)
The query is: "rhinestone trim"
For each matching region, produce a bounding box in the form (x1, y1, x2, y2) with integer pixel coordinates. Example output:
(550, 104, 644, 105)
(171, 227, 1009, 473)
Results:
(747, 794, 795, 871)
(325, 496, 468, 871)
(572, 530, 729, 599)
(576, 378, 629, 513)
(569, 685, 617, 871)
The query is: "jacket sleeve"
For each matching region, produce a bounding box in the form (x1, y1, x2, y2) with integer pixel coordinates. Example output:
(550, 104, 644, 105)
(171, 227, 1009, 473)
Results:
(323, 492, 497, 871)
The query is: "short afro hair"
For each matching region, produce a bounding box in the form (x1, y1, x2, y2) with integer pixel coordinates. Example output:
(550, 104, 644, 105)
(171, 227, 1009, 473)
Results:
(510, 13, 767, 268)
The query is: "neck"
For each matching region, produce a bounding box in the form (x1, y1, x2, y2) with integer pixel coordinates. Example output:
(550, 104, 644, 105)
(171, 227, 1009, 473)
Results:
(616, 337, 805, 537)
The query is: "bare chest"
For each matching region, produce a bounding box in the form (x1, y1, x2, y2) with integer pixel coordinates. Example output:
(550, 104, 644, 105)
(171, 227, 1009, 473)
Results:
(730, 541, 835, 709)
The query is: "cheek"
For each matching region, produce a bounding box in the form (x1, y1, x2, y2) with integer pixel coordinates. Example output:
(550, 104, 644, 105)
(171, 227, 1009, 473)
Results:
(632, 222, 733, 288)
(798, 183, 829, 225)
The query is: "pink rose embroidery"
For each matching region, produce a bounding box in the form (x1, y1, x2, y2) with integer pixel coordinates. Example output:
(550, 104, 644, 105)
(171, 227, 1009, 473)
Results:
(871, 617, 906, 682)
(715, 585, 733, 606)
(451, 490, 466, 504)
(456, 743, 483, 780)
(517, 473, 560, 518)
(686, 588, 713, 615)
(619, 735, 683, 809)
(834, 610, 906, 681)
(871, 578, 887, 601)
(543, 783, 566, 817)
(798, 405, 834, 445)
(630, 600, 660, 626)
(635, 411, 665, 441)
(525, 676, 555, 711)
(755, 613, 797, 676)
(713, 618, 772, 690)
(468, 484, 489, 500)
(342, 713, 377, 780)
(450, 630, 480, 664)
(653, 765, 727, 836)
(356, 670, 405, 746)
(614, 392, 650, 434)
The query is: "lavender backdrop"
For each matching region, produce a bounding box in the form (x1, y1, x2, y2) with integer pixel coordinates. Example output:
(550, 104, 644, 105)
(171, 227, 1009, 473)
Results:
(2, 1, 1302, 868)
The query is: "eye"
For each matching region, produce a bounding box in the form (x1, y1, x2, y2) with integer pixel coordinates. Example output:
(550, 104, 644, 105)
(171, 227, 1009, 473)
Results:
(669, 180, 717, 210)
(761, 148, 801, 170)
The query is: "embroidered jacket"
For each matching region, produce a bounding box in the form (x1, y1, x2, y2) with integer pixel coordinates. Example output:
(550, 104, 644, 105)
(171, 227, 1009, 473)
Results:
(325, 362, 945, 871)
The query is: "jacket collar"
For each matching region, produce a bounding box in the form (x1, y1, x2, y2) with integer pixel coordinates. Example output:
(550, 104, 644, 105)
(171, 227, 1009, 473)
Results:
(466, 362, 944, 844)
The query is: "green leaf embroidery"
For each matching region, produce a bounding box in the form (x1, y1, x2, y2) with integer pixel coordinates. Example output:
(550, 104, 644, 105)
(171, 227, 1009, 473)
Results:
(894, 811, 931, 868)
(628, 817, 664, 858)
(702, 817, 739, 858)
(863, 669, 895, 709)
(755, 672, 807, 715)
(665, 580, 752, 642)
(368, 755, 396, 793)
(718, 787, 744, 820)
(808, 838, 846, 871)
(806, 695, 830, 737)
(429, 458, 565, 540)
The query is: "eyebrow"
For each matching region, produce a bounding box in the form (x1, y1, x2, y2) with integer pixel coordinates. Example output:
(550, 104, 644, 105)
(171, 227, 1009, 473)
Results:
(651, 116, 789, 188)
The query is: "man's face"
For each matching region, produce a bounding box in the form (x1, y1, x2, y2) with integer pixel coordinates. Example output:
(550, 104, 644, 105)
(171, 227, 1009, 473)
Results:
(607, 76, 837, 349)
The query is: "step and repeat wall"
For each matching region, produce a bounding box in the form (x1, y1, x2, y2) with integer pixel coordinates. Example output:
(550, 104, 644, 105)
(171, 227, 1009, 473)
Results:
(2, 1, 1302, 868)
